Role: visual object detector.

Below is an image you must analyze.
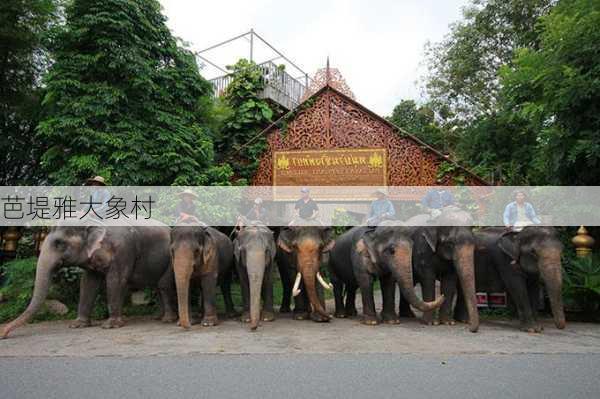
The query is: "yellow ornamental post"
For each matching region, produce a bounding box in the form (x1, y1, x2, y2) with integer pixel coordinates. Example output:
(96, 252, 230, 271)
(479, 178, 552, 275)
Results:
(572, 226, 595, 258)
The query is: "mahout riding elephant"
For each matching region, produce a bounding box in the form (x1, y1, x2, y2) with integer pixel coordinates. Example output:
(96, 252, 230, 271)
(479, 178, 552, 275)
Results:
(403, 207, 480, 332)
(233, 223, 277, 330)
(455, 226, 566, 333)
(1, 221, 177, 339)
(330, 223, 445, 325)
(277, 224, 335, 322)
(170, 224, 236, 329)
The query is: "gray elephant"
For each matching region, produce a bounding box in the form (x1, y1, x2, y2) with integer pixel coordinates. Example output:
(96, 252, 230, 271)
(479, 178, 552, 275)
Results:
(329, 224, 445, 325)
(233, 223, 276, 330)
(404, 207, 480, 332)
(170, 224, 236, 329)
(277, 224, 335, 322)
(455, 226, 565, 332)
(1, 222, 177, 339)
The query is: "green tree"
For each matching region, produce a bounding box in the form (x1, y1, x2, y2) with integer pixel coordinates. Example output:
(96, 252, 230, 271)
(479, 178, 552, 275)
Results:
(216, 59, 277, 182)
(37, 0, 229, 185)
(0, 0, 58, 185)
(423, 0, 555, 122)
(387, 99, 455, 153)
(500, 0, 600, 184)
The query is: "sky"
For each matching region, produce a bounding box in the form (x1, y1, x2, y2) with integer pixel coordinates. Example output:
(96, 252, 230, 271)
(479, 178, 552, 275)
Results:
(159, 0, 470, 116)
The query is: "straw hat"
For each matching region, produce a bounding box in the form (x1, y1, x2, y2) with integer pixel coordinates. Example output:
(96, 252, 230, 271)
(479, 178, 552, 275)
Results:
(85, 176, 106, 186)
(177, 189, 198, 199)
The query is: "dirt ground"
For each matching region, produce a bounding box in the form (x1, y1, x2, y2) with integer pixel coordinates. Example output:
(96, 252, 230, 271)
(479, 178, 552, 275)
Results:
(1, 310, 599, 357)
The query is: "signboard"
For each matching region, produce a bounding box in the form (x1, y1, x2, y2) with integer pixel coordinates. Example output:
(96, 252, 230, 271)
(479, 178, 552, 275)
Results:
(273, 148, 387, 186)
(272, 148, 387, 200)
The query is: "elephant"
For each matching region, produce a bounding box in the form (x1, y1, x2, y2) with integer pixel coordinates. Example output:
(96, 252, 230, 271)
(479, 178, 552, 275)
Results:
(1, 222, 177, 339)
(403, 207, 480, 332)
(233, 223, 277, 330)
(455, 226, 566, 333)
(170, 224, 236, 329)
(277, 224, 335, 322)
(330, 223, 445, 325)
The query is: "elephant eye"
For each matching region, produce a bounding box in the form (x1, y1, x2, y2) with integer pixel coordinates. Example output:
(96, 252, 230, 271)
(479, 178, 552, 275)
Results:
(54, 239, 66, 249)
(385, 246, 395, 255)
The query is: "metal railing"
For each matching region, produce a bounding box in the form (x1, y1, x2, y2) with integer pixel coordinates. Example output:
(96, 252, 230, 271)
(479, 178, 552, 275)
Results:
(209, 61, 307, 110)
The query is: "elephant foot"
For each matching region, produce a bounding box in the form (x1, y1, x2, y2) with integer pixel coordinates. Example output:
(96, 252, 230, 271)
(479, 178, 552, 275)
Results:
(201, 316, 218, 327)
(381, 312, 400, 324)
(240, 311, 251, 323)
(334, 310, 347, 318)
(261, 311, 275, 322)
(345, 308, 358, 318)
(101, 317, 125, 329)
(293, 311, 310, 321)
(69, 318, 92, 329)
(310, 312, 331, 323)
(421, 319, 436, 326)
(439, 319, 457, 326)
(520, 323, 543, 333)
(161, 313, 178, 323)
(361, 315, 380, 326)
(177, 320, 192, 330)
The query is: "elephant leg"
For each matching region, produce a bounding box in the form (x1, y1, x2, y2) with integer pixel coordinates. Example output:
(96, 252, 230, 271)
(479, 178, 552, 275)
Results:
(200, 273, 219, 326)
(221, 269, 238, 319)
(102, 269, 127, 329)
(158, 267, 177, 323)
(357, 272, 378, 325)
(527, 279, 543, 331)
(438, 272, 458, 325)
(293, 283, 310, 320)
(237, 263, 250, 321)
(277, 261, 292, 313)
(261, 265, 275, 322)
(454, 284, 469, 323)
(70, 270, 102, 328)
(504, 274, 539, 332)
(420, 272, 437, 325)
(345, 284, 358, 317)
(380, 274, 400, 324)
(331, 272, 346, 318)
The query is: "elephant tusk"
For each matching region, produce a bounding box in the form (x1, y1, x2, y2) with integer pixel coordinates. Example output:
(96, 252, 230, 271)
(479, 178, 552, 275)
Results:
(292, 272, 302, 297)
(317, 272, 333, 291)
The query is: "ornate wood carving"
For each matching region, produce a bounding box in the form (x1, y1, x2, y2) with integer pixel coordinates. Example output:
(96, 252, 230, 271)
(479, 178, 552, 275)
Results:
(252, 86, 487, 189)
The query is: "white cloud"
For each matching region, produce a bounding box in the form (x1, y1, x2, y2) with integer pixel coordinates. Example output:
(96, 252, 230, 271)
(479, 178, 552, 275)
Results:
(160, 0, 468, 116)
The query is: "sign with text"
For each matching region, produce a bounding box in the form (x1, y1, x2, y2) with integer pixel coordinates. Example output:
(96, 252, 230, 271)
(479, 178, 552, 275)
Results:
(273, 148, 387, 199)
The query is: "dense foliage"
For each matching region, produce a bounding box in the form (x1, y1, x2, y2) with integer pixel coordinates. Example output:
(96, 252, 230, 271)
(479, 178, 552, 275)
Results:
(215, 59, 277, 183)
(36, 0, 229, 185)
(0, 0, 58, 185)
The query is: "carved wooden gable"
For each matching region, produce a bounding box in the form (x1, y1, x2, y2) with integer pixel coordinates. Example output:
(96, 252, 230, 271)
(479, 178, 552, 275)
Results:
(252, 85, 487, 187)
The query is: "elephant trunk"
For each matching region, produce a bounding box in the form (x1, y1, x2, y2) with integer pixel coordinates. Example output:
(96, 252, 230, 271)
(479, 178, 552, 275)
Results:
(1, 242, 60, 339)
(173, 250, 193, 329)
(392, 244, 445, 312)
(247, 251, 266, 331)
(539, 248, 566, 329)
(297, 253, 329, 318)
(454, 244, 479, 333)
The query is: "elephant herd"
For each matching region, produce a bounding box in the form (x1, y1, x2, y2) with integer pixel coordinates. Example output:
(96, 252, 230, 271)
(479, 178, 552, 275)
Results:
(0, 208, 567, 339)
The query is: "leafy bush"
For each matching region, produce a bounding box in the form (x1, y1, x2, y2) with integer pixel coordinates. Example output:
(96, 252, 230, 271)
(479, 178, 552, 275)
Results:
(563, 254, 600, 314)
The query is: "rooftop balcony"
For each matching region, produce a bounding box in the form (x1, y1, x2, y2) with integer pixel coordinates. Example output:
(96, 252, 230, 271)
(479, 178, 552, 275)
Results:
(209, 61, 308, 111)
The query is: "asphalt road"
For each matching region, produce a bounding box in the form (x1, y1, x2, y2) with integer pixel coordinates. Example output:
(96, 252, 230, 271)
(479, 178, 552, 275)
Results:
(2, 353, 599, 399)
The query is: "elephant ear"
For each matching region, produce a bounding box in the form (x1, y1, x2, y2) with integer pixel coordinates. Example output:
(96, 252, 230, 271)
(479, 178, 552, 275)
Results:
(85, 226, 107, 258)
(322, 227, 335, 252)
(268, 234, 277, 264)
(356, 231, 377, 265)
(232, 237, 241, 265)
(422, 227, 437, 253)
(498, 233, 519, 261)
(277, 227, 295, 253)
(202, 229, 218, 270)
